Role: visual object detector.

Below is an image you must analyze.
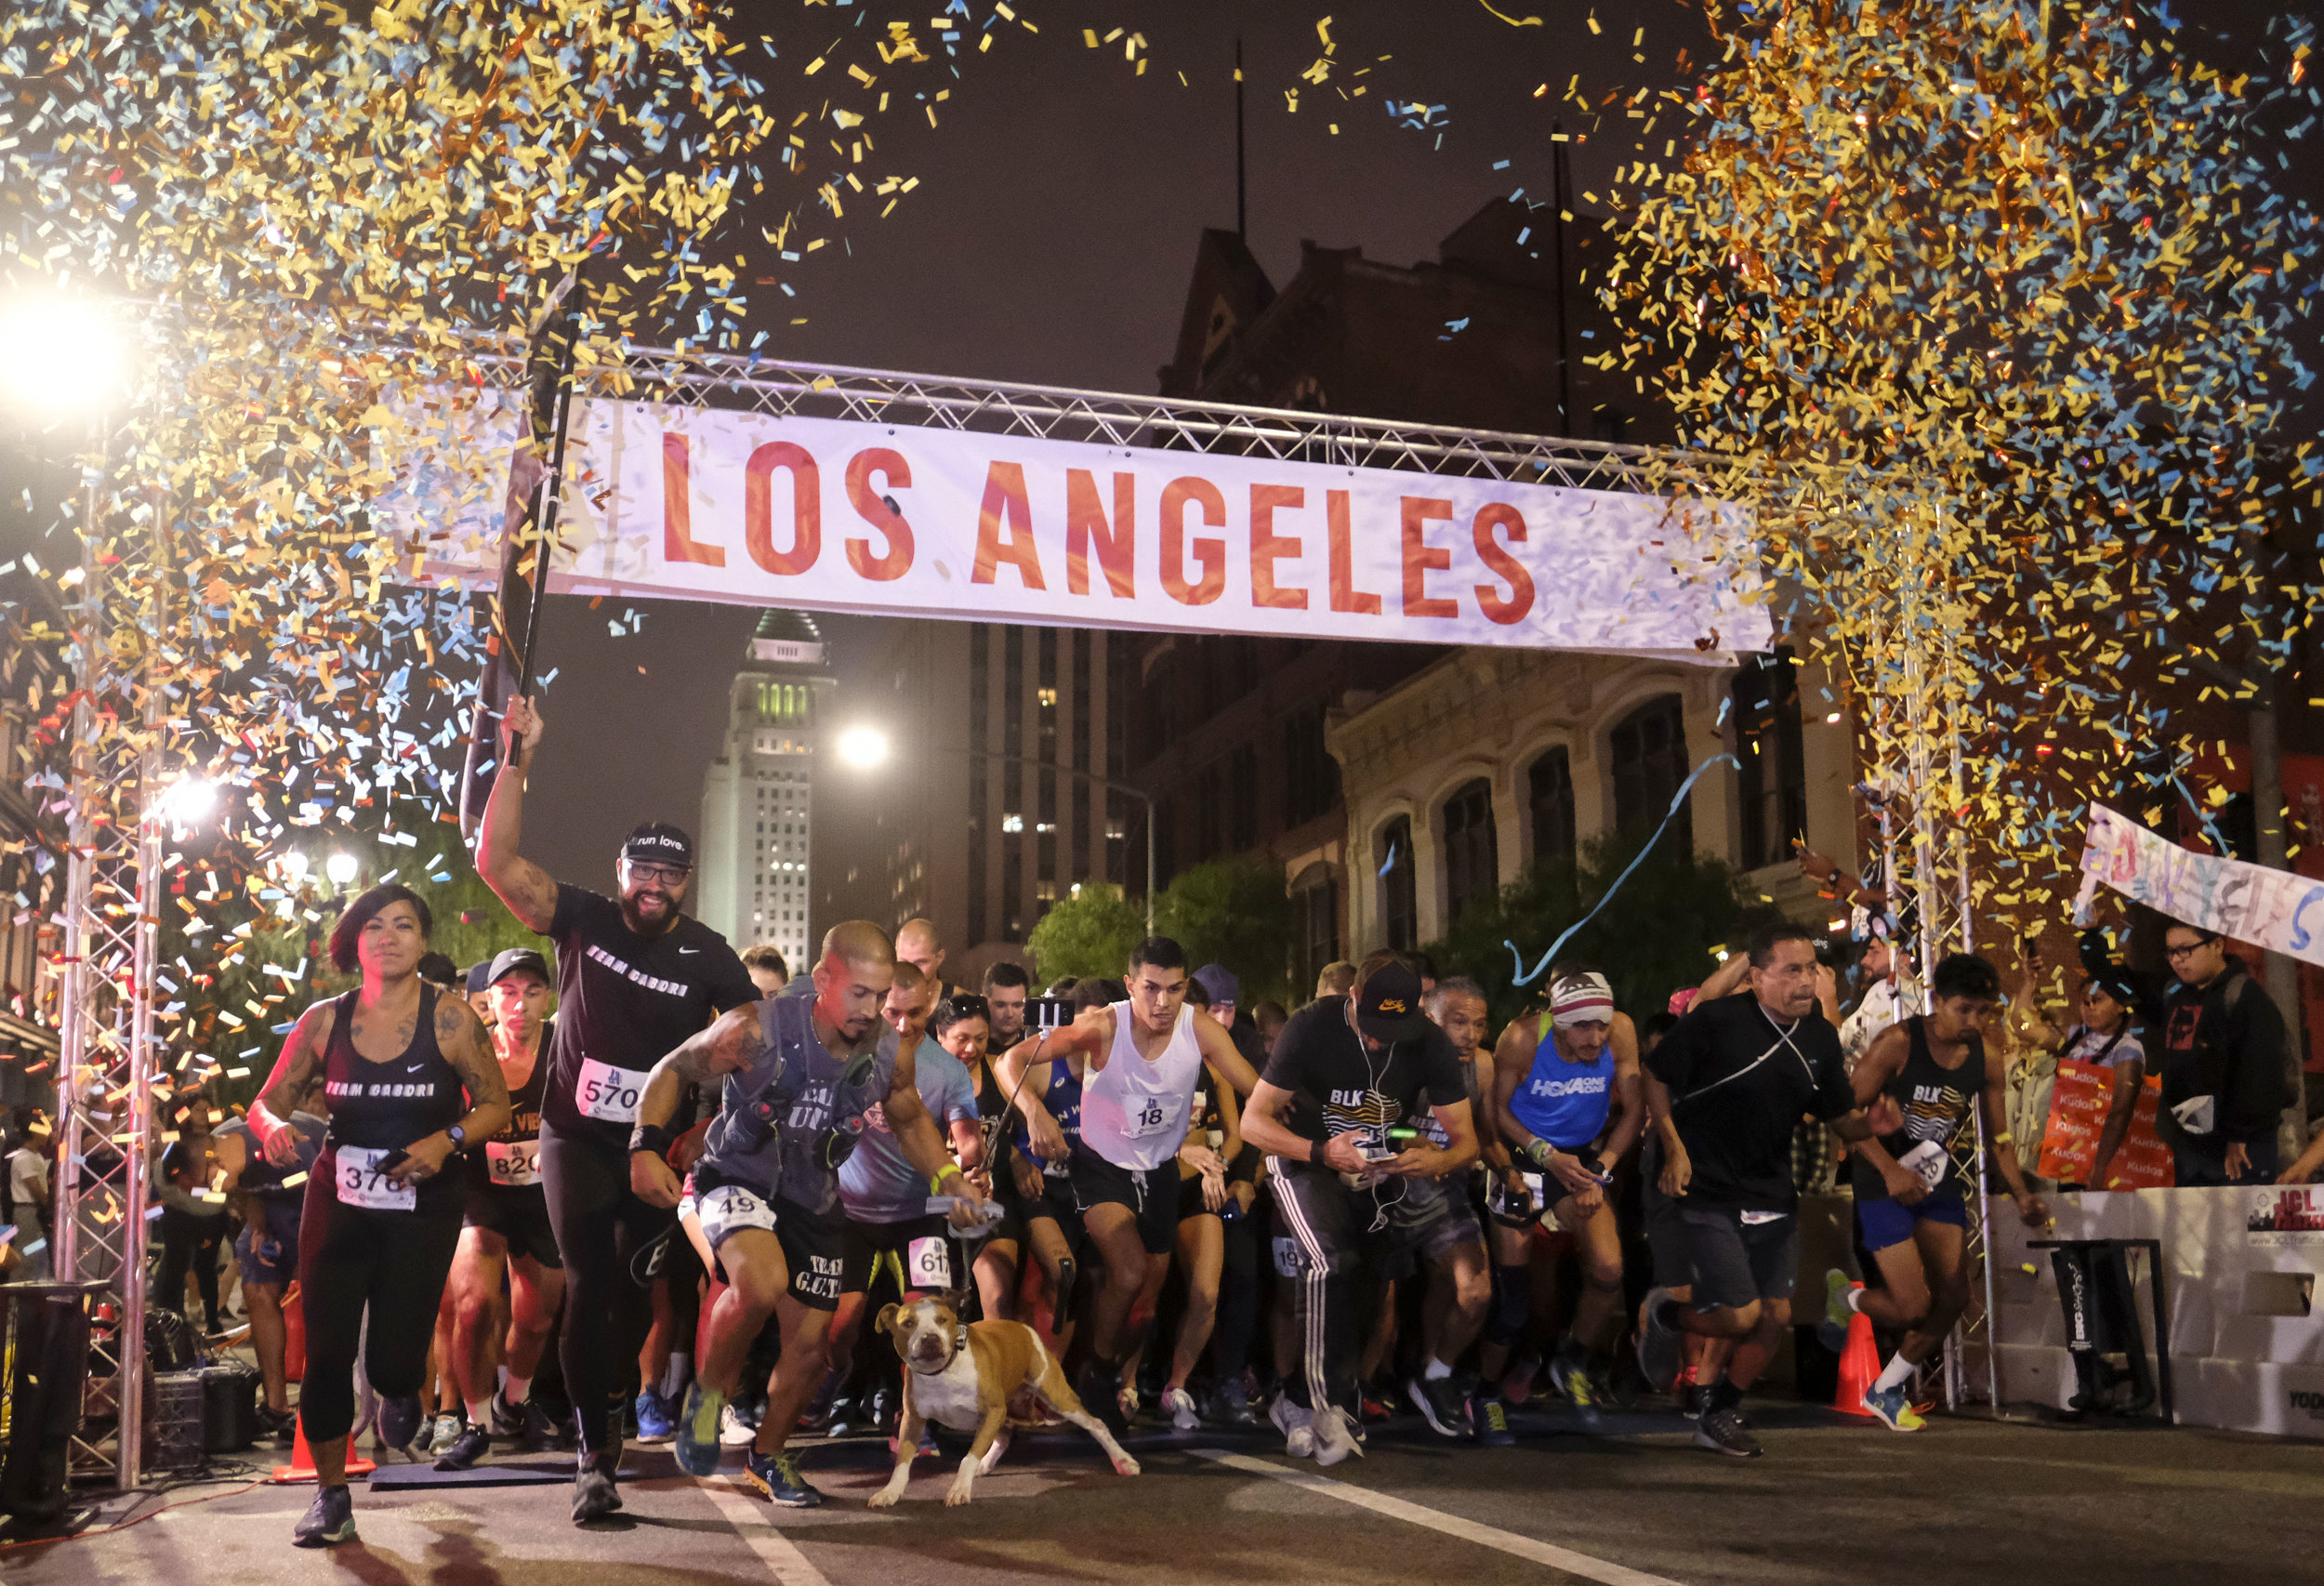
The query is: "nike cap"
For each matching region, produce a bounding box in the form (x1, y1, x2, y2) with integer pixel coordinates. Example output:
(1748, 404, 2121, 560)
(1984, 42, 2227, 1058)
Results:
(1353, 960, 1431, 1043)
(621, 822, 694, 868)
(487, 946, 552, 988)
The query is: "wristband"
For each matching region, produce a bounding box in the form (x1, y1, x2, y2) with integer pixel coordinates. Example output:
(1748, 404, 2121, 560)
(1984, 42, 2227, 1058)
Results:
(628, 1123, 675, 1159)
(931, 1165, 964, 1195)
(1522, 1138, 1557, 1171)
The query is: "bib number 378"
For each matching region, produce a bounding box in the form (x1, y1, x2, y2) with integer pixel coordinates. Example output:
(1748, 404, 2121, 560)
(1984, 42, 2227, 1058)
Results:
(575, 1058, 648, 1124)
(336, 1146, 416, 1212)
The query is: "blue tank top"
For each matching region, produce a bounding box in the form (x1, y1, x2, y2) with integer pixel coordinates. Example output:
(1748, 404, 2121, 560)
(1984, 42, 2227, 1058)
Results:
(1014, 1062, 1084, 1180)
(1506, 1015, 1617, 1150)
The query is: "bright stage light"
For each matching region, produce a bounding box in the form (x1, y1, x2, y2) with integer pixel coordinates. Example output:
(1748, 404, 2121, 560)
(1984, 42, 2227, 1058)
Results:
(837, 725, 890, 771)
(325, 852, 359, 887)
(154, 775, 218, 827)
(0, 295, 129, 419)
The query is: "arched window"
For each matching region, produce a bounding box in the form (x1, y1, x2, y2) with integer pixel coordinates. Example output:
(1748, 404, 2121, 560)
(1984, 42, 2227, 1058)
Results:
(1528, 747, 1576, 870)
(1377, 815, 1417, 952)
(1609, 694, 1691, 854)
(1441, 779, 1499, 927)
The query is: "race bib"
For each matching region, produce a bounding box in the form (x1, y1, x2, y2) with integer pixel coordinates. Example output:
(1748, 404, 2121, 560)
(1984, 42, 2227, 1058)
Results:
(1271, 1235, 1304, 1279)
(1897, 1139, 1949, 1192)
(1127, 1095, 1181, 1139)
(906, 1235, 954, 1289)
(335, 1146, 416, 1212)
(696, 1183, 777, 1248)
(485, 1139, 540, 1187)
(575, 1057, 649, 1124)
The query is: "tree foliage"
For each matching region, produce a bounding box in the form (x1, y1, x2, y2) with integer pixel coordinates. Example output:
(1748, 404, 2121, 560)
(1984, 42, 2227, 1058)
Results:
(1025, 881, 1147, 988)
(1154, 855, 1300, 1008)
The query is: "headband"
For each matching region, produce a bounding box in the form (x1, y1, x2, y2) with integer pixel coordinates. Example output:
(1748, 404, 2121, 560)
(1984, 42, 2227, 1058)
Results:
(1551, 971, 1615, 1027)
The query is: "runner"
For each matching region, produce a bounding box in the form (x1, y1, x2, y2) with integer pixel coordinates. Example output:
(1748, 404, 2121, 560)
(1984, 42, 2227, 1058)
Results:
(944, 993, 1039, 1325)
(1237, 953, 1477, 1466)
(994, 936, 1262, 1435)
(742, 945, 790, 997)
(983, 959, 1033, 1059)
(1822, 953, 2050, 1429)
(249, 883, 509, 1546)
(435, 948, 567, 1468)
(1637, 922, 1871, 1458)
(1489, 969, 1643, 1430)
(628, 921, 991, 1507)
(476, 696, 759, 1522)
(1395, 977, 1496, 1441)
(208, 1103, 325, 1442)
(1005, 981, 1108, 1344)
(1141, 975, 1242, 1432)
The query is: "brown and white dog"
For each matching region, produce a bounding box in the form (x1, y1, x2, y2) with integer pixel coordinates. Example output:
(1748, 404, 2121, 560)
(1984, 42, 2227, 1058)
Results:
(869, 1291, 1139, 1508)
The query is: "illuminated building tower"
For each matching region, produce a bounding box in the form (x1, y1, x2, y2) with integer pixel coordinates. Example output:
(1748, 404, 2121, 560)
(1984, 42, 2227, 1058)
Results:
(697, 611, 834, 967)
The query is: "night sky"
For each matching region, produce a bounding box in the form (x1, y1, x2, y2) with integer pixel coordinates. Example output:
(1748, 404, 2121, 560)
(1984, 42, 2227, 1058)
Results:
(507, 0, 2319, 892)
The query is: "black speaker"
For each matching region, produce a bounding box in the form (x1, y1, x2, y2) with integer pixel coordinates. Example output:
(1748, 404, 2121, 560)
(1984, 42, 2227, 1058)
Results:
(200, 1361, 261, 1452)
(0, 1282, 101, 1523)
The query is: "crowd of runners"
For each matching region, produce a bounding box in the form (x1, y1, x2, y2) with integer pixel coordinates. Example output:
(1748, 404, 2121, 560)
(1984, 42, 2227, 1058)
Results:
(199, 699, 2050, 1547)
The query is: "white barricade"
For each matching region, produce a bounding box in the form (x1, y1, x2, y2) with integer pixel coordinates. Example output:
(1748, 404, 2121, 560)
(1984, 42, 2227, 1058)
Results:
(1989, 1183, 2324, 1437)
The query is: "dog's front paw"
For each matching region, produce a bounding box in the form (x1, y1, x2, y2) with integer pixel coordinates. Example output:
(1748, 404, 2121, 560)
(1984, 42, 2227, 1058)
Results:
(867, 1484, 905, 1509)
(1111, 1454, 1141, 1477)
(944, 1475, 975, 1507)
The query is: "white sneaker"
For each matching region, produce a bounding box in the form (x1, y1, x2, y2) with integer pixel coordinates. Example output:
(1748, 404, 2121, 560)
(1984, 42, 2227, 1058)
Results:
(1268, 1392, 1314, 1459)
(1164, 1387, 1200, 1432)
(1310, 1404, 1361, 1468)
(720, 1404, 758, 1447)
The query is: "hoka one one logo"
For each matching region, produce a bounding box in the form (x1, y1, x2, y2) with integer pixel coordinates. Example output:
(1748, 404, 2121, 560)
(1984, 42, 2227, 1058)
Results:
(1530, 1075, 1607, 1099)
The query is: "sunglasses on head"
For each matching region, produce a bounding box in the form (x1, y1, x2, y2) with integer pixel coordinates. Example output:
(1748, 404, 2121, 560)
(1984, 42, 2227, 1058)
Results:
(943, 993, 990, 1018)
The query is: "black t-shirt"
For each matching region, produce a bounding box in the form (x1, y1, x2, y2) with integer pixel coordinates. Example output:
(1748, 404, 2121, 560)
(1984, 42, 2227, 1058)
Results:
(1260, 998, 1468, 1175)
(1644, 990, 1854, 1213)
(541, 882, 758, 1144)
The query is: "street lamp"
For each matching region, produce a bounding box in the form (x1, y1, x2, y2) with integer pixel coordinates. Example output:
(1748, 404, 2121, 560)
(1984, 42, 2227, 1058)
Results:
(836, 720, 1158, 934)
(152, 774, 218, 832)
(325, 852, 359, 889)
(0, 293, 129, 420)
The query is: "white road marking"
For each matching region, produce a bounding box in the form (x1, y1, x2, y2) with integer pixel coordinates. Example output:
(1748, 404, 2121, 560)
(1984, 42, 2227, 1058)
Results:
(696, 1475, 837, 1586)
(1190, 1449, 1685, 1586)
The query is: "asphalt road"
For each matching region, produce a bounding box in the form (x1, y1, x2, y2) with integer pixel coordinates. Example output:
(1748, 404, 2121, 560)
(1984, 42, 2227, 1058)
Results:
(7, 1406, 2317, 1586)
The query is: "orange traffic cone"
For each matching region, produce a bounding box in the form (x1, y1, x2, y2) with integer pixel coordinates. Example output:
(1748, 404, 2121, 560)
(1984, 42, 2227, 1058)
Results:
(1833, 1288, 1880, 1419)
(271, 1415, 377, 1483)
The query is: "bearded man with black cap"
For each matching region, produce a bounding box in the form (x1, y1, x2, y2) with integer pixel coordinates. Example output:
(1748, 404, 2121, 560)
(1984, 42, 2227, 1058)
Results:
(1238, 950, 1478, 1467)
(477, 695, 759, 1523)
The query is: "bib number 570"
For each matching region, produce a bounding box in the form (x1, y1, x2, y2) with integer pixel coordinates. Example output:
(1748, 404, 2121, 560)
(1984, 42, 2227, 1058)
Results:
(575, 1058, 648, 1124)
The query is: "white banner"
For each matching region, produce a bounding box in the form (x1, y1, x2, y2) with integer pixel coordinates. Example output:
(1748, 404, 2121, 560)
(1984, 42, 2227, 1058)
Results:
(2075, 803, 2324, 968)
(378, 390, 1769, 655)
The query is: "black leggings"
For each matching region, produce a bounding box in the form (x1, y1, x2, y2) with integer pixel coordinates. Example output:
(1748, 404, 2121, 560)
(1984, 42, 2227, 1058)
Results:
(158, 1206, 230, 1329)
(296, 1161, 465, 1443)
(1211, 1205, 1262, 1381)
(540, 1124, 674, 1456)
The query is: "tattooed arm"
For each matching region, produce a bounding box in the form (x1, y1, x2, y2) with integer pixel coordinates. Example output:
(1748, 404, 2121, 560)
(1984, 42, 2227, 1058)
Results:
(252, 1003, 334, 1168)
(389, 995, 512, 1186)
(629, 1004, 766, 1208)
(476, 695, 561, 932)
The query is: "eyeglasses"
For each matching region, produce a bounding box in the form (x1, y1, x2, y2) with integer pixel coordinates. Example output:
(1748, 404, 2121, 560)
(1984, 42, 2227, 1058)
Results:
(625, 862, 691, 886)
(2163, 940, 2212, 959)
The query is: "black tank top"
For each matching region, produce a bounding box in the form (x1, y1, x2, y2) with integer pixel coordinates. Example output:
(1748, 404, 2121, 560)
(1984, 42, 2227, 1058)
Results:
(488, 1021, 551, 1147)
(1852, 1015, 1984, 1203)
(321, 986, 467, 1152)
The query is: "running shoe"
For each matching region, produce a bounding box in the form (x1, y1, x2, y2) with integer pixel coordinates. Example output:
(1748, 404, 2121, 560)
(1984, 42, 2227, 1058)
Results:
(1310, 1404, 1362, 1468)
(524, 1397, 572, 1451)
(1861, 1386, 1926, 1432)
(1164, 1386, 1201, 1432)
(257, 1404, 297, 1445)
(376, 1394, 427, 1454)
(720, 1402, 761, 1447)
(1472, 1393, 1515, 1447)
(1547, 1350, 1601, 1430)
(1269, 1392, 1315, 1458)
(797, 1369, 842, 1432)
(572, 1455, 623, 1524)
(1693, 1406, 1763, 1458)
(1207, 1377, 1258, 1426)
(1635, 1287, 1683, 1392)
(491, 1388, 525, 1440)
(292, 1483, 356, 1547)
(1683, 1382, 1710, 1421)
(1076, 1362, 1129, 1437)
(635, 1385, 678, 1444)
(1117, 1384, 1142, 1427)
(427, 1410, 465, 1456)
(1406, 1374, 1472, 1439)
(1499, 1355, 1540, 1406)
(674, 1381, 728, 1476)
(746, 1447, 825, 1508)
(1818, 1268, 1856, 1355)
(1358, 1388, 1393, 1424)
(434, 1423, 494, 1472)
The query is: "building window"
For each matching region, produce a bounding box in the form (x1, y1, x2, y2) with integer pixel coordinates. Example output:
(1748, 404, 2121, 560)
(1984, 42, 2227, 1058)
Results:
(1441, 779, 1499, 927)
(1227, 742, 1259, 852)
(1527, 747, 1576, 871)
(1378, 815, 1417, 953)
(1283, 704, 1338, 829)
(1733, 653, 1807, 870)
(1610, 694, 1692, 855)
(1291, 862, 1339, 997)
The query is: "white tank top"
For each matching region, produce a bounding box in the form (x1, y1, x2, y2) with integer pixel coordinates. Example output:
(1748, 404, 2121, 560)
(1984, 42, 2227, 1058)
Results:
(1077, 1000, 1204, 1170)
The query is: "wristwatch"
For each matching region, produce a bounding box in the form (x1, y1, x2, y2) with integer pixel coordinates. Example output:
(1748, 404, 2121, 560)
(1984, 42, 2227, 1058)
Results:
(445, 1124, 468, 1148)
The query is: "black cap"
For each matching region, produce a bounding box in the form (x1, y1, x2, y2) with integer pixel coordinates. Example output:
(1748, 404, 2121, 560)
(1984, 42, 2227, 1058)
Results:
(463, 960, 494, 997)
(621, 822, 694, 868)
(1354, 961, 1431, 1042)
(487, 946, 552, 988)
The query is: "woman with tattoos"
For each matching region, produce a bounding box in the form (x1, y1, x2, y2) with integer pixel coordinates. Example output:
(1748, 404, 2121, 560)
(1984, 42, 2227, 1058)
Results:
(247, 882, 509, 1548)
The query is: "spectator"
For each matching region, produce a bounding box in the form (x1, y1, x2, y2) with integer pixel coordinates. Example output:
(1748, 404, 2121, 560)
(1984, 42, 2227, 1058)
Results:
(1252, 1000, 1289, 1061)
(742, 944, 789, 997)
(7, 1114, 54, 1279)
(2015, 937, 2153, 1190)
(1314, 961, 1357, 1002)
(2156, 925, 2291, 1185)
(1838, 933, 1917, 1074)
(155, 1139, 232, 1332)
